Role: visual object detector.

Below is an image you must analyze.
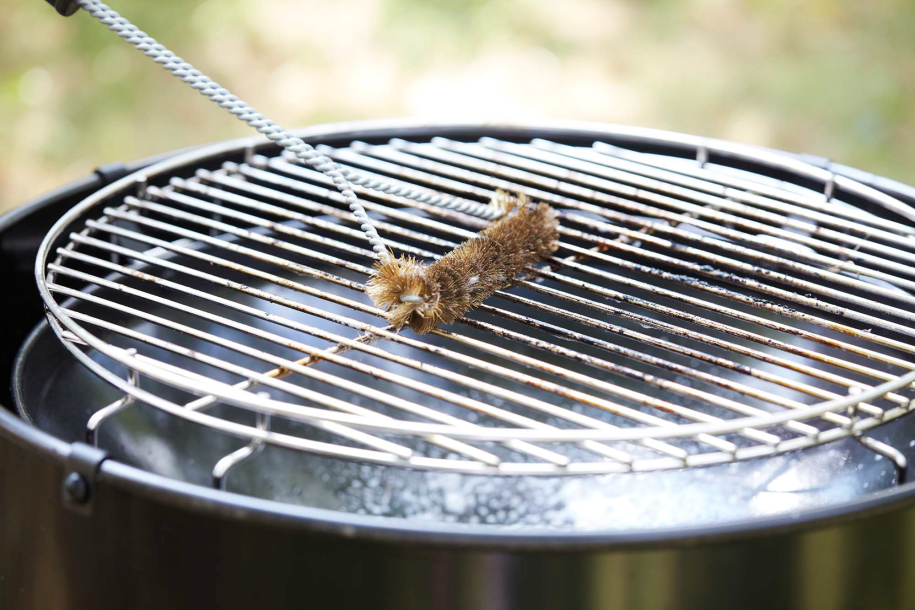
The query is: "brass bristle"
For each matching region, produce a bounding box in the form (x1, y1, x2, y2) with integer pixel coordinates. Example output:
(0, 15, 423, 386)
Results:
(365, 191, 560, 334)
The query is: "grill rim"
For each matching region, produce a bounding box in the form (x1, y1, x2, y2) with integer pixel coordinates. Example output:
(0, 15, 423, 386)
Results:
(8, 117, 915, 545)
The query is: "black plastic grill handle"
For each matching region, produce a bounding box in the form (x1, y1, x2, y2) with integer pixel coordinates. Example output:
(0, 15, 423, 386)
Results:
(44, 0, 79, 16)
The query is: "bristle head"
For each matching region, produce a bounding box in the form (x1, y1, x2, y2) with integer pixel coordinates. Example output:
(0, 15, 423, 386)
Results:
(366, 193, 559, 334)
(365, 255, 441, 330)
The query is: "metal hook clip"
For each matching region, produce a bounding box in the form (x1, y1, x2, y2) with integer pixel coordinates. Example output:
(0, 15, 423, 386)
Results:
(135, 175, 148, 200)
(696, 143, 709, 169)
(846, 387, 908, 485)
(86, 349, 139, 446)
(823, 173, 836, 203)
(244, 143, 257, 166)
(212, 392, 272, 490)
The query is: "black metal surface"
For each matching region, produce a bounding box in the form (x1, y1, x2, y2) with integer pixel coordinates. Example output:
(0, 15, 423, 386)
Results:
(5, 401, 915, 610)
(0, 177, 92, 409)
(5, 123, 915, 608)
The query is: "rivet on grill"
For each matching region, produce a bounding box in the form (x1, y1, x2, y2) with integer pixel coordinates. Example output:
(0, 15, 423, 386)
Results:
(62, 472, 89, 505)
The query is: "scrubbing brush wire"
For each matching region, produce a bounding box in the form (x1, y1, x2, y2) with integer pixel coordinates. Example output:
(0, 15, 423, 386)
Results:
(72, 0, 556, 332)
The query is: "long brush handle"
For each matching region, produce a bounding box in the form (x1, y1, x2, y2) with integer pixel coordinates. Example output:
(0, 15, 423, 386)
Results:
(72, 0, 395, 259)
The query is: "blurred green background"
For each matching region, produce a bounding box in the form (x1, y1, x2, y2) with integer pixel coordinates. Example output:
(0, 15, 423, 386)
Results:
(2, 0, 914, 212)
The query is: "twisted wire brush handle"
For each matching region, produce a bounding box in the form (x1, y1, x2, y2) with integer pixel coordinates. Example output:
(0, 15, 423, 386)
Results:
(72, 0, 391, 258)
(46, 0, 505, 260)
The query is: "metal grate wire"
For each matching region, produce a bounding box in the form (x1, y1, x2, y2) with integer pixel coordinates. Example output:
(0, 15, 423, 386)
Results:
(37, 123, 915, 478)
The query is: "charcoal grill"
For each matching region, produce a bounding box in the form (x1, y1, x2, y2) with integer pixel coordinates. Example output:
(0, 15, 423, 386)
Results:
(5, 119, 915, 610)
(4, 2, 915, 608)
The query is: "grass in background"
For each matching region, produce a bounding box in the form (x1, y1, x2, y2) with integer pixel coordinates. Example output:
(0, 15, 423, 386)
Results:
(2, 0, 914, 210)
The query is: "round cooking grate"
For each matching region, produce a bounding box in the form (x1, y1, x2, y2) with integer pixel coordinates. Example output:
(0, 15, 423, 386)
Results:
(36, 121, 915, 480)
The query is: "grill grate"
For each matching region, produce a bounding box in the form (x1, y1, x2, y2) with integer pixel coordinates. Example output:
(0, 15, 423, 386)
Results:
(38, 123, 915, 479)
